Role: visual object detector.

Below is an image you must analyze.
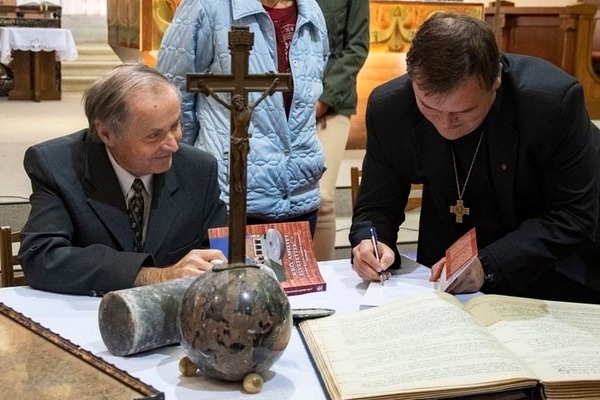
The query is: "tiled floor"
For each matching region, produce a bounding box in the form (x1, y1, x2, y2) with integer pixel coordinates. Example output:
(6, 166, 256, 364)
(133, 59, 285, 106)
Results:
(0, 94, 88, 204)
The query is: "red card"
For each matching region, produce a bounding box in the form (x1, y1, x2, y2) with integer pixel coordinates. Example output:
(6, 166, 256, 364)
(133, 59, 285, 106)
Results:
(445, 228, 478, 276)
(436, 228, 478, 292)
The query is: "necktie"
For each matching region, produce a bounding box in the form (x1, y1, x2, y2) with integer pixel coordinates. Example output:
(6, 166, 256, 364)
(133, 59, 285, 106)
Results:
(128, 178, 145, 251)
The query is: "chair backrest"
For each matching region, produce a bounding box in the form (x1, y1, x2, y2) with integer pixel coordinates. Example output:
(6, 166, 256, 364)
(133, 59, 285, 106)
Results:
(350, 167, 362, 209)
(350, 167, 423, 211)
(1, 226, 26, 287)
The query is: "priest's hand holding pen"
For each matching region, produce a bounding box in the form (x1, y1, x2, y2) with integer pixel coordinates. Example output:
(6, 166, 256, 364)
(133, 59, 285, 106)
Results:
(351, 227, 393, 283)
(370, 227, 385, 285)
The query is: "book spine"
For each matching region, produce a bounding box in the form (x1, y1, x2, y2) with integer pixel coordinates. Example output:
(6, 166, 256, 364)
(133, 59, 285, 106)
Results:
(284, 282, 327, 296)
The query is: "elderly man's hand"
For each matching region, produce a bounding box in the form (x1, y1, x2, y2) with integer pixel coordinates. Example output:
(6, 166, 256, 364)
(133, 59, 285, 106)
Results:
(134, 249, 227, 286)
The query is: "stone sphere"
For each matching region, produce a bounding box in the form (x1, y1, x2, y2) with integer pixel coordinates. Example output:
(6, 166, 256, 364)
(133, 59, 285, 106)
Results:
(178, 264, 292, 381)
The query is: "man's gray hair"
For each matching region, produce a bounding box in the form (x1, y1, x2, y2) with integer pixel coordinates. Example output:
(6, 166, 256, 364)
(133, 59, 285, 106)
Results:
(83, 63, 181, 141)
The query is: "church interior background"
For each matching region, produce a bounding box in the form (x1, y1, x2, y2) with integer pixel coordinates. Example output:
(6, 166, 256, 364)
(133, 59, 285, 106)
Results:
(1, 0, 599, 259)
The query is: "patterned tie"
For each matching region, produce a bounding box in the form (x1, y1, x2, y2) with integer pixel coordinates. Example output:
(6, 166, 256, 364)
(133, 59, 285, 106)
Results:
(128, 178, 145, 252)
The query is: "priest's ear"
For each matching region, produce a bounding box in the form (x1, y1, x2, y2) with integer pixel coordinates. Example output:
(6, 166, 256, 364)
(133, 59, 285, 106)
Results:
(493, 64, 502, 91)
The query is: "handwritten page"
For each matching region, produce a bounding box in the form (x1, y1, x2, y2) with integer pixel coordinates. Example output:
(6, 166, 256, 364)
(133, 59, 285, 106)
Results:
(300, 292, 537, 399)
(466, 295, 600, 382)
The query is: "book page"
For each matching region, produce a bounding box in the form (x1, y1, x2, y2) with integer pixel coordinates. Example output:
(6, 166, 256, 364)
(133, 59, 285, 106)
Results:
(360, 278, 435, 309)
(300, 292, 537, 399)
(466, 295, 600, 382)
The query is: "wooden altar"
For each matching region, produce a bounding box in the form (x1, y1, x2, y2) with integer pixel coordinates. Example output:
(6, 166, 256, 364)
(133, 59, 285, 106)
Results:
(0, 27, 77, 101)
(0, 4, 63, 99)
(0, 4, 61, 28)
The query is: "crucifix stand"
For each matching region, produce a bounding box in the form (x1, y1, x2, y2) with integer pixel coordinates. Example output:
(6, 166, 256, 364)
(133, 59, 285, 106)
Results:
(187, 26, 292, 264)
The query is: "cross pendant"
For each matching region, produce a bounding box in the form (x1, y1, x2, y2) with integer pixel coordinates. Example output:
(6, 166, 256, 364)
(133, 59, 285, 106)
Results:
(450, 199, 470, 223)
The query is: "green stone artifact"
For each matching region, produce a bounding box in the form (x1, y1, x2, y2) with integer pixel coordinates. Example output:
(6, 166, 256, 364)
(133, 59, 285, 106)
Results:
(98, 276, 196, 356)
(178, 264, 292, 381)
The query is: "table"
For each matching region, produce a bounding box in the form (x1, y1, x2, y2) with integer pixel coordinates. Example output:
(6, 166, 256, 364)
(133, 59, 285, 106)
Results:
(0, 258, 431, 399)
(0, 27, 77, 101)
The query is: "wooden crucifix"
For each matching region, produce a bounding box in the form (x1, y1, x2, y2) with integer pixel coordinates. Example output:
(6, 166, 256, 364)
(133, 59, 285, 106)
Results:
(187, 26, 292, 265)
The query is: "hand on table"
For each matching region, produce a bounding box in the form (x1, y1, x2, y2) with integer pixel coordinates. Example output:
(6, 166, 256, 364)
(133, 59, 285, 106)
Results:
(134, 249, 227, 286)
(429, 256, 485, 293)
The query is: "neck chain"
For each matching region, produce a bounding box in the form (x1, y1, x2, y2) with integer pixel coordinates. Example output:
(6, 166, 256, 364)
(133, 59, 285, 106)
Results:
(449, 130, 485, 223)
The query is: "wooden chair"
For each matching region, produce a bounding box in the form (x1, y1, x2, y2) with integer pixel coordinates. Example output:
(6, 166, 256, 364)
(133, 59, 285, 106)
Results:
(350, 167, 423, 211)
(1, 226, 26, 287)
(350, 166, 362, 209)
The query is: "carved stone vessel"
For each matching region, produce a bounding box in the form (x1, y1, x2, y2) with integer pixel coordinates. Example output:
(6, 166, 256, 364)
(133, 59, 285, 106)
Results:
(178, 264, 292, 381)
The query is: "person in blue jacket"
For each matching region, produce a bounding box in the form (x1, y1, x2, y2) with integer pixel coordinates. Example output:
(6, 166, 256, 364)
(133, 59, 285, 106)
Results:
(156, 0, 329, 235)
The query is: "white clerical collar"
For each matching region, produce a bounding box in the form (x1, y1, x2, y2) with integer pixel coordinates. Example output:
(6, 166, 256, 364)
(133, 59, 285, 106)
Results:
(105, 147, 153, 200)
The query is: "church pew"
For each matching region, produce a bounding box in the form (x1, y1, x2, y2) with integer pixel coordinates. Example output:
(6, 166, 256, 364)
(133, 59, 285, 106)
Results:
(485, 2, 600, 118)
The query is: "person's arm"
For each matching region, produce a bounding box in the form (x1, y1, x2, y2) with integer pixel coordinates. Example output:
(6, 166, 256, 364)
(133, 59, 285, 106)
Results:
(251, 77, 279, 109)
(135, 146, 230, 286)
(318, 0, 369, 114)
(19, 146, 148, 296)
(349, 87, 414, 277)
(474, 83, 599, 295)
(134, 248, 227, 286)
(156, 0, 212, 145)
(207, 88, 233, 111)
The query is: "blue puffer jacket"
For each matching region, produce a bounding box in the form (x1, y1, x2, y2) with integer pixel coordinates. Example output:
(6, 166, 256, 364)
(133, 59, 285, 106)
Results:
(157, 0, 329, 220)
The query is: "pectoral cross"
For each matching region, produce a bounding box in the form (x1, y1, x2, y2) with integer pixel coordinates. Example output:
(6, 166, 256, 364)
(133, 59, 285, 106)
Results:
(186, 26, 292, 264)
(450, 199, 470, 223)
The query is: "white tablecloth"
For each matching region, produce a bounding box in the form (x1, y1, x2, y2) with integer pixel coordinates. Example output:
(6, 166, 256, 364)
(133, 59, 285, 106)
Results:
(0, 257, 439, 399)
(0, 27, 78, 63)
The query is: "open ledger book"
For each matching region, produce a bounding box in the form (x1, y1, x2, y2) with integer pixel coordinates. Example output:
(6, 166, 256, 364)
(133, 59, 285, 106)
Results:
(299, 292, 600, 400)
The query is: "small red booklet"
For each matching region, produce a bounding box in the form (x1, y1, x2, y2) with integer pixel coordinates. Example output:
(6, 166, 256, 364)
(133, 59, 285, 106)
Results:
(208, 221, 327, 296)
(437, 228, 478, 292)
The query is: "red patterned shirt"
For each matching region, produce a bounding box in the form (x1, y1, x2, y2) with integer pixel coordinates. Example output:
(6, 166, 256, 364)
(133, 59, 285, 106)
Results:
(264, 3, 297, 116)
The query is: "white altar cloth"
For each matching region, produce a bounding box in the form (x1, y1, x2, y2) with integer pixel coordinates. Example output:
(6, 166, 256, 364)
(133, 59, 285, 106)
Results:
(0, 258, 440, 400)
(0, 27, 77, 63)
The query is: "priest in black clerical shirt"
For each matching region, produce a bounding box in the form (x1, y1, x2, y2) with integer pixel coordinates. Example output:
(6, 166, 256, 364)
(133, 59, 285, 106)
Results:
(19, 64, 227, 296)
(349, 13, 600, 304)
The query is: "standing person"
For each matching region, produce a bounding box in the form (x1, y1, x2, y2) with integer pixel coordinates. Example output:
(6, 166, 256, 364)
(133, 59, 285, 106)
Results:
(350, 12, 600, 303)
(156, 0, 329, 235)
(312, 0, 369, 260)
(19, 63, 228, 296)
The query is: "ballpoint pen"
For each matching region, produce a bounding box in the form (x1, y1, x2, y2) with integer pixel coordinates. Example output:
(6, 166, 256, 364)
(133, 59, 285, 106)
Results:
(369, 226, 384, 286)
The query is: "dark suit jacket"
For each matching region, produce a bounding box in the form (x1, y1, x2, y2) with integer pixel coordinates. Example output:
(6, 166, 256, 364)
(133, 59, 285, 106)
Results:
(350, 54, 600, 301)
(19, 130, 227, 296)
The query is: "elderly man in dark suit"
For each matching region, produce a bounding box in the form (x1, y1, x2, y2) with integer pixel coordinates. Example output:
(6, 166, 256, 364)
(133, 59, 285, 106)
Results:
(19, 63, 228, 296)
(350, 13, 600, 303)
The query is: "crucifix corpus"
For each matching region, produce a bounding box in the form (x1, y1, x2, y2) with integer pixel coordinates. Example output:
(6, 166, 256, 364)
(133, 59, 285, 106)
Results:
(187, 26, 292, 264)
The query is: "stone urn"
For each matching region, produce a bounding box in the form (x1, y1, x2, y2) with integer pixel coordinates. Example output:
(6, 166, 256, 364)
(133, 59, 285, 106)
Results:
(178, 264, 292, 381)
